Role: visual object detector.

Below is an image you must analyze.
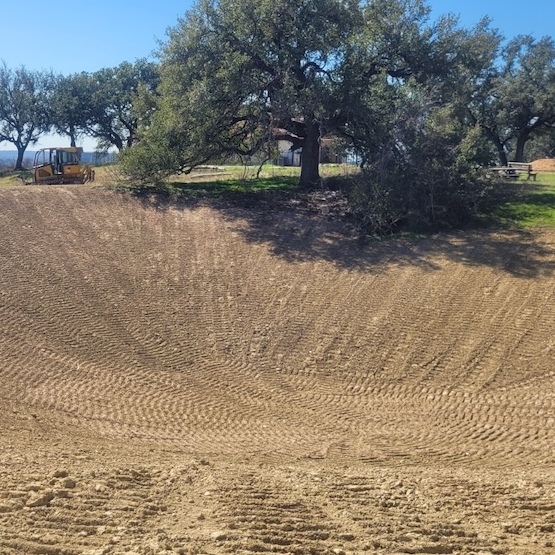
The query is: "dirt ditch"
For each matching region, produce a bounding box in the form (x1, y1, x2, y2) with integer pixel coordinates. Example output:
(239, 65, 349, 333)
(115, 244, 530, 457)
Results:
(0, 185, 554, 554)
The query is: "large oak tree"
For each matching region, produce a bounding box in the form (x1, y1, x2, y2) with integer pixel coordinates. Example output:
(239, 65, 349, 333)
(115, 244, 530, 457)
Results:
(85, 60, 159, 151)
(469, 35, 555, 164)
(49, 60, 159, 153)
(0, 63, 52, 170)
(124, 0, 364, 186)
(49, 72, 91, 147)
(116, 0, 506, 233)
(124, 0, 498, 188)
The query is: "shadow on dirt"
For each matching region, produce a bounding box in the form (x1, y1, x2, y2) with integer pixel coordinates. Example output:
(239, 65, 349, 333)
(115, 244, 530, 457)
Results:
(132, 188, 555, 278)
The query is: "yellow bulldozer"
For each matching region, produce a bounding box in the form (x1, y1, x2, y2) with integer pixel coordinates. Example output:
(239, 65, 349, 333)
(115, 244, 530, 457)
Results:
(33, 147, 95, 185)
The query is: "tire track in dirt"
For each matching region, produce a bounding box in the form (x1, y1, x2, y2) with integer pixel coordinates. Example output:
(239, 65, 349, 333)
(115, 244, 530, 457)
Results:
(1, 186, 555, 467)
(1, 186, 555, 554)
(0, 464, 176, 555)
(1, 444, 554, 555)
(207, 472, 338, 554)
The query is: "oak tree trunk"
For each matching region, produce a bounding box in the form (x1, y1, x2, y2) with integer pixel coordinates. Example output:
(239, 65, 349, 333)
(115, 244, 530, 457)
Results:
(299, 120, 321, 189)
(14, 147, 25, 171)
(513, 131, 530, 163)
(483, 126, 508, 166)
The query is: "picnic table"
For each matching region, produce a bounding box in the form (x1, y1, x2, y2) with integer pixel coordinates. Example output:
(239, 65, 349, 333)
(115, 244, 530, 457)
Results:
(490, 162, 537, 181)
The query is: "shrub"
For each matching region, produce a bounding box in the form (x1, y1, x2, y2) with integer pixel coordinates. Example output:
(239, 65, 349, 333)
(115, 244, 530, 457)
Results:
(348, 107, 494, 235)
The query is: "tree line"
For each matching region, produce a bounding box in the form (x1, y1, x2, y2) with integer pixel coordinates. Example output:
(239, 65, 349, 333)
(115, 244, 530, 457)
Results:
(3, 0, 555, 232)
(0, 59, 159, 170)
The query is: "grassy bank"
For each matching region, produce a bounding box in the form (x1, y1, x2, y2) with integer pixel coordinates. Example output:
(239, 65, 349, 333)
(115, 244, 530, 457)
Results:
(483, 173, 555, 228)
(3, 163, 555, 231)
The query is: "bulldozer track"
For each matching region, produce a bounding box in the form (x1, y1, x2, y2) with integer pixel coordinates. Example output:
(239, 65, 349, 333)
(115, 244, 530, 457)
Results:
(0, 185, 554, 554)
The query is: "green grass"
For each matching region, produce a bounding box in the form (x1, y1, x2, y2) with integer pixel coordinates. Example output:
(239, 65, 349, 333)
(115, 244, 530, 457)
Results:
(0, 169, 33, 187)
(483, 173, 555, 228)
(123, 163, 358, 197)
(4, 161, 554, 231)
(127, 175, 299, 198)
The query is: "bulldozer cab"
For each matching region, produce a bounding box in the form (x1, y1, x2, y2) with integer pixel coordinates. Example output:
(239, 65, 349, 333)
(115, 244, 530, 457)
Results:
(33, 147, 94, 185)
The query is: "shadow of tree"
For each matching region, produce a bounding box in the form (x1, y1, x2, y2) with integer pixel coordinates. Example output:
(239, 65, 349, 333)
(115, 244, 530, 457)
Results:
(131, 190, 555, 278)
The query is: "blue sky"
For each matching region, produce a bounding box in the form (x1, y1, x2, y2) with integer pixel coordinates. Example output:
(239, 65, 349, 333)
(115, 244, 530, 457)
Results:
(0, 1, 192, 75)
(1, 0, 552, 75)
(1, 0, 554, 150)
(429, 0, 554, 39)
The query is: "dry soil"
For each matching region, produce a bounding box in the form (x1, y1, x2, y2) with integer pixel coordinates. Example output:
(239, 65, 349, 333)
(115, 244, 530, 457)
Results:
(531, 159, 555, 172)
(0, 185, 554, 555)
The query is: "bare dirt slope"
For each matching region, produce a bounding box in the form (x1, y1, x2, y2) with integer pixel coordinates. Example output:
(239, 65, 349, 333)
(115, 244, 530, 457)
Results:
(532, 159, 555, 172)
(0, 185, 554, 555)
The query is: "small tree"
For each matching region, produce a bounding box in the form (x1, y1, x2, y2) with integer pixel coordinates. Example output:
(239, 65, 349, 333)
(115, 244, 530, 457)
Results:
(350, 84, 493, 234)
(0, 62, 52, 170)
(347, 13, 500, 233)
(525, 124, 555, 160)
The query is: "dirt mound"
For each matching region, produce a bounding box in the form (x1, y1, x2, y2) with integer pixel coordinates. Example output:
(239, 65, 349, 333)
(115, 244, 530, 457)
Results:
(0, 185, 554, 555)
(531, 158, 555, 171)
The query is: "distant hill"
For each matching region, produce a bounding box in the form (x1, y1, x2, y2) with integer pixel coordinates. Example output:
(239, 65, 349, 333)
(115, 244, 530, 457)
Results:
(0, 151, 28, 166)
(0, 150, 115, 168)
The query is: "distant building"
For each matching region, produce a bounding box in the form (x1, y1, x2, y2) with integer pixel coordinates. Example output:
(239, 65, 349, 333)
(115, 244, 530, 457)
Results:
(276, 136, 348, 167)
(277, 140, 302, 166)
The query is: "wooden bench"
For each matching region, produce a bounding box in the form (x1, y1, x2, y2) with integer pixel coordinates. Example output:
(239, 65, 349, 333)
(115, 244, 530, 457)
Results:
(490, 162, 537, 181)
